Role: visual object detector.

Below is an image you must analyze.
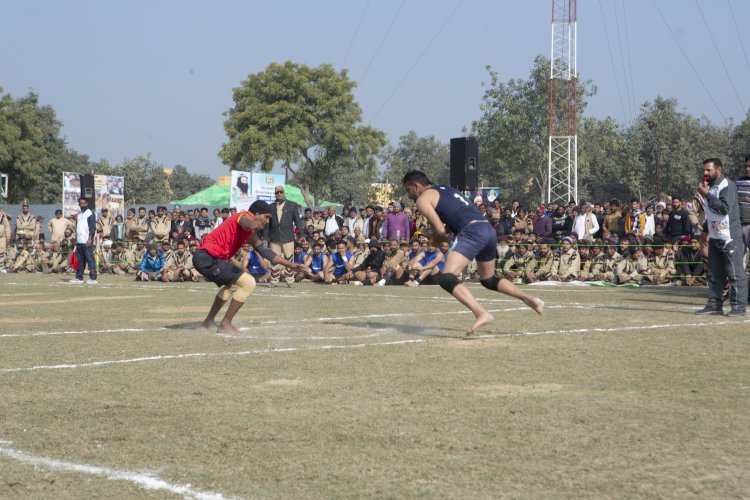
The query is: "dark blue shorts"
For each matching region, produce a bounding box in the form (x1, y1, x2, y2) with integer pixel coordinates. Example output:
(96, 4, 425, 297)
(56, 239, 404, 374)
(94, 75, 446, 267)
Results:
(452, 221, 497, 263)
(193, 249, 244, 287)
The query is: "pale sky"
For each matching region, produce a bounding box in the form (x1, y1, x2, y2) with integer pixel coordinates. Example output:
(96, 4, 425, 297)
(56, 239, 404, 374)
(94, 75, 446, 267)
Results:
(2, 0, 749, 179)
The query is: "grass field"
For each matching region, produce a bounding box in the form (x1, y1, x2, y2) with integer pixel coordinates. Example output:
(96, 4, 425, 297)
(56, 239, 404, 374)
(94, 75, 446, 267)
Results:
(1, 274, 749, 499)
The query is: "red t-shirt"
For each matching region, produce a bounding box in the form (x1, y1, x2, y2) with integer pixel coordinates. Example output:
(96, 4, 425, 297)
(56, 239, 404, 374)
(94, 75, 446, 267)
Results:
(198, 212, 255, 259)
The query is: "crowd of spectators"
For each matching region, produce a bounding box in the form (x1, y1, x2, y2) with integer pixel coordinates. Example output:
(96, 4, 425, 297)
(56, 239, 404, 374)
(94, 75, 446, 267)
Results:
(0, 194, 721, 288)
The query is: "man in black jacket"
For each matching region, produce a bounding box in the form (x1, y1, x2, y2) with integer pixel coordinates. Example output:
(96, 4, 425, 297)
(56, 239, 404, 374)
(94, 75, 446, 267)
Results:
(268, 185, 304, 287)
(349, 240, 386, 286)
(664, 196, 693, 244)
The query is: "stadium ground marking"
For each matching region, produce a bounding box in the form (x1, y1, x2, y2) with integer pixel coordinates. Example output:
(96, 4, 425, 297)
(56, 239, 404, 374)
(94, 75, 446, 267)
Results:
(0, 440, 230, 500)
(472, 318, 750, 339)
(0, 304, 697, 339)
(216, 330, 389, 340)
(0, 339, 425, 373)
(4, 295, 151, 306)
(0, 328, 166, 338)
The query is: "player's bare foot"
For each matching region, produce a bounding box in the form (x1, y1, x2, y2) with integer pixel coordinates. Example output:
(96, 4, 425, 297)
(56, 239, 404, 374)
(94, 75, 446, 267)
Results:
(199, 320, 219, 330)
(216, 322, 240, 334)
(524, 297, 544, 315)
(466, 312, 494, 336)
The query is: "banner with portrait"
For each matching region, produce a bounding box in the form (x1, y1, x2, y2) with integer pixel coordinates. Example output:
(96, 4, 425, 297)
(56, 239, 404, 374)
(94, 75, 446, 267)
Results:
(464, 187, 501, 207)
(62, 172, 125, 218)
(230, 170, 286, 212)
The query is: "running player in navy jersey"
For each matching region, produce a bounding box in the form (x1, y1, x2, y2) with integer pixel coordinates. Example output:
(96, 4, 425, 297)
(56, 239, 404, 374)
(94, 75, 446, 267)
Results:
(403, 170, 544, 335)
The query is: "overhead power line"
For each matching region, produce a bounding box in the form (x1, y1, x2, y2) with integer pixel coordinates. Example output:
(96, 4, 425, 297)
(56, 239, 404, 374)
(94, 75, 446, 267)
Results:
(695, 1, 745, 111)
(727, 0, 750, 76)
(369, 0, 465, 123)
(359, 0, 407, 84)
(597, 0, 630, 123)
(341, 0, 371, 70)
(650, 0, 727, 122)
(612, 0, 636, 119)
(621, 0, 639, 118)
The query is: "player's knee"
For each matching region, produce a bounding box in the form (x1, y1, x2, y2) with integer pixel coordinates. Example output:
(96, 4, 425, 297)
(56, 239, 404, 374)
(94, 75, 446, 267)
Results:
(232, 274, 256, 303)
(480, 275, 500, 292)
(437, 272, 459, 294)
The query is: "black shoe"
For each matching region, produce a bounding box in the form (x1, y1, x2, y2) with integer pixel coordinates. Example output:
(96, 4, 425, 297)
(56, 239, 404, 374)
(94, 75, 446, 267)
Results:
(694, 307, 723, 316)
(726, 309, 747, 317)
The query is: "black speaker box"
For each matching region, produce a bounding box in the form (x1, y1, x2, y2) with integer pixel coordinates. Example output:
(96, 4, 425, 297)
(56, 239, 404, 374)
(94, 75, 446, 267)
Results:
(449, 137, 478, 191)
(79, 174, 96, 211)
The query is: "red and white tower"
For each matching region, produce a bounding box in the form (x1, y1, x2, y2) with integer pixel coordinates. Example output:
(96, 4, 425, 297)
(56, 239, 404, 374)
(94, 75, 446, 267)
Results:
(548, 0, 577, 205)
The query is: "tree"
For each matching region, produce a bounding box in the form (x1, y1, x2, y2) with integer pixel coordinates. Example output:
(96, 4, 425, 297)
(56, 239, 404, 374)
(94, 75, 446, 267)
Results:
(116, 155, 169, 205)
(471, 55, 596, 206)
(0, 90, 49, 203)
(219, 61, 386, 205)
(168, 164, 214, 201)
(577, 116, 630, 203)
(382, 131, 450, 188)
(623, 97, 731, 201)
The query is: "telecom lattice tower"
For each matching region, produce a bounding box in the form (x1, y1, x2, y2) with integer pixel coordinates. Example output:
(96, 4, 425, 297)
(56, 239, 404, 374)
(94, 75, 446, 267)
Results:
(547, 0, 577, 205)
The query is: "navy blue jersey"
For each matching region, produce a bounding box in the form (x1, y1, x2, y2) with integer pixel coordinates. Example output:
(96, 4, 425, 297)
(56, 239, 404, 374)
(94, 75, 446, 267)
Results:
(309, 254, 325, 273)
(430, 186, 485, 234)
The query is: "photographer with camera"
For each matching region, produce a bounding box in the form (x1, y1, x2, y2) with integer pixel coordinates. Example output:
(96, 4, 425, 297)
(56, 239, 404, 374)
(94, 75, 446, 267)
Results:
(695, 158, 747, 317)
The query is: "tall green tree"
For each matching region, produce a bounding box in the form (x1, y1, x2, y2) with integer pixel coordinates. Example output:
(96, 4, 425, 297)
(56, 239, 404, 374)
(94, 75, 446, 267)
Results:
(116, 155, 169, 205)
(219, 61, 386, 205)
(0, 90, 49, 203)
(471, 55, 596, 206)
(382, 131, 450, 187)
(623, 97, 731, 201)
(168, 164, 214, 201)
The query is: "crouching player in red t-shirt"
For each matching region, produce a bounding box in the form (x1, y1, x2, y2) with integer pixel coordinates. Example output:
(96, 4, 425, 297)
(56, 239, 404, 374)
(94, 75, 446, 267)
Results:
(193, 200, 303, 333)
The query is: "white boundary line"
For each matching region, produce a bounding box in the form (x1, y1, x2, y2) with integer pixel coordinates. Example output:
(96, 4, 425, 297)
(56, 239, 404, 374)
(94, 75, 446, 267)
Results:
(0, 440, 230, 500)
(0, 339, 424, 373)
(0, 328, 165, 339)
(473, 318, 750, 339)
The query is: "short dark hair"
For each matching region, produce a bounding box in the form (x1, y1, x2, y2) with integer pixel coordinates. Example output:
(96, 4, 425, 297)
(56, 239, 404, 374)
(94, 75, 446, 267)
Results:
(249, 200, 271, 215)
(402, 170, 433, 186)
(703, 157, 723, 168)
(139, 206, 146, 212)
(745, 154, 750, 162)
(220, 208, 230, 214)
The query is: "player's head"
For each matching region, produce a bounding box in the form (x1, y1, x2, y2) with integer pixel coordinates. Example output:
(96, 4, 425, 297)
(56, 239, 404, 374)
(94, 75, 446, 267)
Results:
(249, 200, 272, 228)
(402, 170, 433, 201)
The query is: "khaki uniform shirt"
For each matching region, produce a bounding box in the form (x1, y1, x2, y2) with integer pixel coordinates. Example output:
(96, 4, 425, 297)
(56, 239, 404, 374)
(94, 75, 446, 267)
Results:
(383, 249, 408, 270)
(151, 216, 171, 242)
(0, 213, 10, 239)
(48, 217, 73, 243)
(552, 248, 581, 278)
(96, 215, 114, 240)
(16, 213, 36, 240)
(135, 217, 149, 240)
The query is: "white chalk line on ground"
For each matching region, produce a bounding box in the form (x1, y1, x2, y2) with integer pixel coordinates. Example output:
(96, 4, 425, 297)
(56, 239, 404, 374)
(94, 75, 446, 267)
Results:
(0, 328, 167, 339)
(0, 303, 698, 339)
(0, 339, 425, 373)
(472, 318, 750, 339)
(0, 440, 230, 500)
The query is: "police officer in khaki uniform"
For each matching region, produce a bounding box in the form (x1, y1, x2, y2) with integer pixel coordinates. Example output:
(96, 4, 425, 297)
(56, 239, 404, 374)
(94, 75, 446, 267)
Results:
(161, 241, 198, 282)
(46, 241, 66, 273)
(551, 236, 581, 282)
(48, 209, 73, 243)
(96, 207, 114, 240)
(11, 244, 34, 272)
(647, 237, 676, 285)
(597, 244, 623, 282)
(503, 243, 534, 283)
(0, 207, 10, 272)
(15, 200, 36, 242)
(135, 207, 149, 241)
(151, 206, 171, 243)
(524, 241, 555, 283)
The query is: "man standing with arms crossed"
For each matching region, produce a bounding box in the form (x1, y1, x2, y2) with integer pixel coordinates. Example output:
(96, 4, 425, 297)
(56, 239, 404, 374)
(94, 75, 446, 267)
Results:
(402, 171, 543, 335)
(268, 185, 303, 287)
(695, 158, 747, 316)
(193, 200, 302, 333)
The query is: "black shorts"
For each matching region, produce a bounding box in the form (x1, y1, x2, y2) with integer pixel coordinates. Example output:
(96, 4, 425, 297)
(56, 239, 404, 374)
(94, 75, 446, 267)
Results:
(193, 249, 244, 287)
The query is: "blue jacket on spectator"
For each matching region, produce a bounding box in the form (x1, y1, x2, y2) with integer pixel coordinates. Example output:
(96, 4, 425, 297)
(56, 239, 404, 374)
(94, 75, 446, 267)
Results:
(138, 250, 165, 273)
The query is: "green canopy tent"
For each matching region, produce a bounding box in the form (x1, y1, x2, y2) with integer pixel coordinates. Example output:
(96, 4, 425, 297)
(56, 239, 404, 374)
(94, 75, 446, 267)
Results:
(171, 184, 338, 208)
